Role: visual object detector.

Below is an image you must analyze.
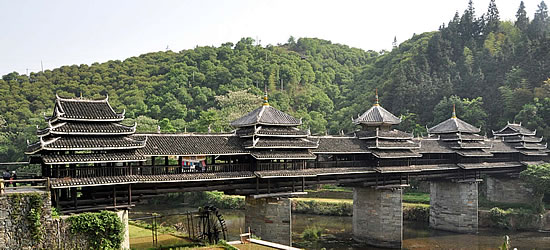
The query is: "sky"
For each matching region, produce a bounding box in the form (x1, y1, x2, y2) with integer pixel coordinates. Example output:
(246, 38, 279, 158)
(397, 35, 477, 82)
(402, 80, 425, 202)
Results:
(0, 0, 545, 76)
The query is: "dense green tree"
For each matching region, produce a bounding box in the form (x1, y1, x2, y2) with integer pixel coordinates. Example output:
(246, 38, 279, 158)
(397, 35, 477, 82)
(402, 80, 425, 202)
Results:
(515, 1, 530, 32)
(432, 96, 487, 130)
(3, 1, 550, 161)
(485, 0, 500, 34)
(520, 163, 550, 212)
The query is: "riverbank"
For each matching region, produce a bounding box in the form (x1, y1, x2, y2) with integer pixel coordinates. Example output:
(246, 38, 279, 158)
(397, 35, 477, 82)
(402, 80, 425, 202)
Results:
(144, 190, 549, 230)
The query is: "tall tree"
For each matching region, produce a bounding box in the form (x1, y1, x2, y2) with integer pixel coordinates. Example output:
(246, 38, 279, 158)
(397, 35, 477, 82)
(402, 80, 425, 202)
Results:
(529, 1, 550, 39)
(515, 1, 530, 32)
(485, 0, 500, 34)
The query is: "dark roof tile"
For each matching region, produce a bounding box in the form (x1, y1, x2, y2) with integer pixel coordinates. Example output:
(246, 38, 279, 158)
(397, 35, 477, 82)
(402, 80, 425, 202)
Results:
(353, 105, 401, 126)
(230, 106, 301, 127)
(428, 117, 480, 134)
(42, 152, 145, 165)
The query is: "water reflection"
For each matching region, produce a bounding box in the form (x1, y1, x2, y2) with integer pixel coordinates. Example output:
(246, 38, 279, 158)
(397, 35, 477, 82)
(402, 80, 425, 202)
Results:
(130, 206, 550, 249)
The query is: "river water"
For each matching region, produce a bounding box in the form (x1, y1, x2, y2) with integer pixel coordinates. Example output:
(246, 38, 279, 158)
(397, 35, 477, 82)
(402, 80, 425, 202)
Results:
(130, 205, 550, 249)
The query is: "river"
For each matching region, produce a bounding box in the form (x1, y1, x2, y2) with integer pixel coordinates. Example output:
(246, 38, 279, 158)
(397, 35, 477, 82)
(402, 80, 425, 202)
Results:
(130, 205, 550, 249)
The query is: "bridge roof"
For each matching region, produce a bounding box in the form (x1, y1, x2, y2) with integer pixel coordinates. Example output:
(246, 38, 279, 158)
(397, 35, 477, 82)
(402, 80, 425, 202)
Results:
(37, 122, 136, 137)
(26, 136, 146, 154)
(236, 126, 309, 138)
(312, 136, 371, 154)
(428, 117, 480, 134)
(230, 105, 301, 127)
(42, 152, 145, 165)
(48, 95, 124, 122)
(135, 134, 248, 156)
(493, 122, 536, 136)
(353, 104, 401, 126)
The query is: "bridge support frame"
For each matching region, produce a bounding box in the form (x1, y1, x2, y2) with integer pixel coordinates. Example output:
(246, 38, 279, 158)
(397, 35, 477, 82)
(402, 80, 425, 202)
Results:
(244, 196, 292, 246)
(430, 180, 478, 233)
(353, 187, 403, 249)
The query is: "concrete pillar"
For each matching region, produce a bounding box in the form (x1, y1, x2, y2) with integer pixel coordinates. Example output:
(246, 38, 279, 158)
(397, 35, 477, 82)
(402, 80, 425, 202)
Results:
(245, 196, 291, 246)
(353, 187, 403, 249)
(116, 210, 130, 250)
(430, 181, 478, 233)
(485, 177, 533, 204)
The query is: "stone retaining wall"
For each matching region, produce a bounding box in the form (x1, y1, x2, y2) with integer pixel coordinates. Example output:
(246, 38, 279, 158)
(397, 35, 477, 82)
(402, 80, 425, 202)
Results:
(0, 192, 129, 249)
(0, 192, 91, 249)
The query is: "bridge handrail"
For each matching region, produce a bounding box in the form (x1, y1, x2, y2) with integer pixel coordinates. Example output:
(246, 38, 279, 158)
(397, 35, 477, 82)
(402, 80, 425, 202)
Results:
(0, 178, 50, 195)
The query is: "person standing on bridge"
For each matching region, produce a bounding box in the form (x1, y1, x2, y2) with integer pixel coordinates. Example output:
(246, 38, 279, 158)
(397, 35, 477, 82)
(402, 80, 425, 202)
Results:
(10, 171, 16, 187)
(3, 171, 11, 187)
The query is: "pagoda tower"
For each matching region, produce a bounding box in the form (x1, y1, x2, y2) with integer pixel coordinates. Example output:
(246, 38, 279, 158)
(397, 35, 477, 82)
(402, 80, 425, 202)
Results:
(427, 105, 492, 157)
(26, 95, 147, 178)
(492, 122, 548, 157)
(353, 90, 420, 160)
(230, 92, 318, 170)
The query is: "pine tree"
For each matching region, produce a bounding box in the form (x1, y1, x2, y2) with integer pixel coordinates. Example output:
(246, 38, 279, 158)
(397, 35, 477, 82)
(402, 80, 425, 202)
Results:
(529, 1, 549, 39)
(515, 1, 530, 32)
(485, 0, 500, 34)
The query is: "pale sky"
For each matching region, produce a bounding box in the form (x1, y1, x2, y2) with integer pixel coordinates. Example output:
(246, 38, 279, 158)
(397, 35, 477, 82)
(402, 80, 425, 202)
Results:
(0, 0, 544, 76)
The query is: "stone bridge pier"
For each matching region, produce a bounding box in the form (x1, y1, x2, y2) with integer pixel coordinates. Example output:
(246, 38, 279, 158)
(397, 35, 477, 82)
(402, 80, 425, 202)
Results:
(244, 196, 292, 246)
(352, 187, 403, 248)
(429, 180, 479, 233)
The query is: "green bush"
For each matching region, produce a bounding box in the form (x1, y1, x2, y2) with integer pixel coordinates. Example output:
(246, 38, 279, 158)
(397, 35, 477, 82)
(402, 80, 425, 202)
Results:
(67, 211, 124, 250)
(302, 226, 323, 241)
(403, 192, 430, 204)
(293, 200, 352, 216)
(403, 205, 429, 222)
(489, 207, 511, 229)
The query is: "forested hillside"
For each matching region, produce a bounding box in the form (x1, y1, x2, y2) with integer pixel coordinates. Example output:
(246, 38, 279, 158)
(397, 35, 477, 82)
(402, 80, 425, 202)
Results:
(2, 0, 550, 162)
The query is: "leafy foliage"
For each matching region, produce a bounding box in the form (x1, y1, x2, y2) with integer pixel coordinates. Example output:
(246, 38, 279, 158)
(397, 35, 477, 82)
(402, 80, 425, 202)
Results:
(3, 1, 550, 161)
(67, 211, 124, 250)
(301, 226, 323, 241)
(520, 163, 550, 212)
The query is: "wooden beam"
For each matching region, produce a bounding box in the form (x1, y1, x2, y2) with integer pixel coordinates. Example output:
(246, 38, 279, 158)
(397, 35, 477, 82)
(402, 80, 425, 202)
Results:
(251, 192, 307, 199)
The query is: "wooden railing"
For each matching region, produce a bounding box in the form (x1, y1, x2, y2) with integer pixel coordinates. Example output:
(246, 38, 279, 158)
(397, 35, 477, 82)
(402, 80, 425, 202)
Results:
(0, 178, 49, 194)
(257, 162, 307, 171)
(54, 164, 251, 179)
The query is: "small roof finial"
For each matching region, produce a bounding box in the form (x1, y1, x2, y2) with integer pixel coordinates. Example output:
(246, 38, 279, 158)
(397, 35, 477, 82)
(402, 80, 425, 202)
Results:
(263, 84, 269, 106)
(80, 92, 83, 99)
(452, 104, 457, 118)
(374, 88, 380, 106)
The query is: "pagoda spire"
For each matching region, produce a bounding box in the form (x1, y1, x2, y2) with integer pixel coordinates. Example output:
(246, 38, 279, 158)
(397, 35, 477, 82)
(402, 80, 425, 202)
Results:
(452, 104, 457, 119)
(263, 85, 269, 106)
(374, 88, 380, 106)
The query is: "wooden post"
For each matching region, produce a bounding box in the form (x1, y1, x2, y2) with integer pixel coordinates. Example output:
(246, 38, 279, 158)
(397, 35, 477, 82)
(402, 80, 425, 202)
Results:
(302, 177, 305, 192)
(128, 184, 132, 206)
(151, 156, 156, 175)
(72, 187, 77, 209)
(113, 185, 117, 207)
(0, 180, 4, 195)
(178, 156, 183, 174)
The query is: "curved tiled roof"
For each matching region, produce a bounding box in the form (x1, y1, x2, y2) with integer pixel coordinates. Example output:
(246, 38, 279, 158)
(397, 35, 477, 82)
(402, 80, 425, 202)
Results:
(230, 106, 301, 127)
(493, 123, 536, 136)
(355, 129, 412, 139)
(26, 136, 146, 154)
(250, 150, 316, 160)
(353, 105, 401, 126)
(236, 126, 309, 137)
(42, 152, 145, 165)
(428, 117, 480, 134)
(50, 95, 124, 121)
(37, 122, 136, 136)
(244, 138, 318, 149)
